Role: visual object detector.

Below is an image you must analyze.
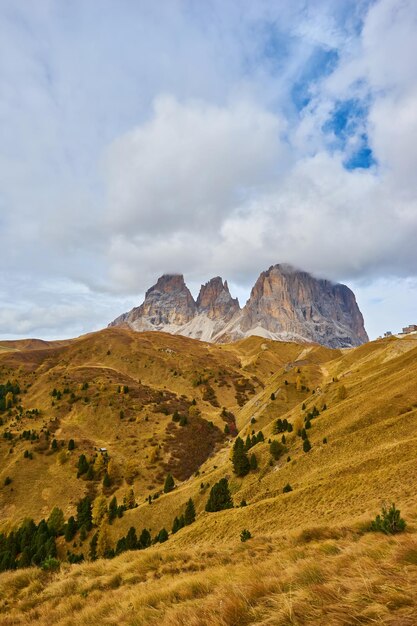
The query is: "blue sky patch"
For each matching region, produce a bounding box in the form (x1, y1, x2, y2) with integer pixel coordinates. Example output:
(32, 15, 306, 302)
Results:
(324, 99, 375, 169)
(291, 48, 339, 112)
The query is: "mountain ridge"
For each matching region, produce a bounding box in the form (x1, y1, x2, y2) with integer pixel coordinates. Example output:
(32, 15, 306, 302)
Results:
(109, 264, 368, 348)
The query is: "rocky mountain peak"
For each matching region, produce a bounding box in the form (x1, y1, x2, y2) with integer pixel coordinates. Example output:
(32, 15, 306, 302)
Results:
(240, 264, 368, 348)
(196, 277, 240, 321)
(109, 264, 368, 348)
(146, 274, 188, 297)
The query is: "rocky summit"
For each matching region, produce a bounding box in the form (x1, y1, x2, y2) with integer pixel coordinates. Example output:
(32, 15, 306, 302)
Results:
(109, 264, 368, 348)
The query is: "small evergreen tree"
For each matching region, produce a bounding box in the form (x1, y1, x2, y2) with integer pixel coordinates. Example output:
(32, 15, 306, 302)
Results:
(89, 532, 98, 560)
(303, 438, 312, 453)
(108, 496, 118, 523)
(64, 516, 77, 542)
(370, 503, 406, 535)
(184, 498, 196, 525)
(76, 496, 92, 531)
(164, 473, 175, 493)
(232, 437, 250, 477)
(249, 453, 258, 470)
(283, 483, 293, 493)
(224, 423, 230, 435)
(103, 472, 111, 489)
(205, 478, 233, 512)
(126, 526, 138, 550)
(68, 439, 75, 451)
(240, 529, 252, 542)
(139, 528, 151, 549)
(172, 516, 181, 534)
(270, 440, 285, 460)
(157, 528, 169, 543)
(77, 454, 89, 476)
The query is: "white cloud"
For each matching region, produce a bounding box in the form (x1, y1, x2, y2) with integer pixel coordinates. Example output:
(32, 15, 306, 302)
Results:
(104, 96, 287, 236)
(1, 0, 417, 339)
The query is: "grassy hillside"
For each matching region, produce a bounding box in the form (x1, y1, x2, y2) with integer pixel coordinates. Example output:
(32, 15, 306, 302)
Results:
(1, 328, 417, 624)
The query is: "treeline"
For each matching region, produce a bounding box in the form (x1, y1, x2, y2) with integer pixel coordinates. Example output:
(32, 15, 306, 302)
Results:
(0, 491, 199, 572)
(0, 518, 57, 572)
(0, 380, 20, 412)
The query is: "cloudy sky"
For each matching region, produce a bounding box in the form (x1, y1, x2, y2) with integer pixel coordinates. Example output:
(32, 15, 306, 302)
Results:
(1, 0, 417, 341)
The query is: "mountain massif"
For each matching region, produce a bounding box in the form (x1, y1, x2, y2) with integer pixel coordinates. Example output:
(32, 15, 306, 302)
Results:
(110, 264, 368, 348)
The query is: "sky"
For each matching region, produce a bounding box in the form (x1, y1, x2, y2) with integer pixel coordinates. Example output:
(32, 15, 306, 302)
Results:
(1, 0, 417, 341)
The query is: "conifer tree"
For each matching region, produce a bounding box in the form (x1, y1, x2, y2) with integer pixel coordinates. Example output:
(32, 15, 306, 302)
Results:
(64, 516, 77, 542)
(303, 438, 312, 453)
(270, 440, 285, 460)
(126, 526, 138, 550)
(108, 496, 118, 523)
(172, 516, 181, 534)
(103, 472, 111, 489)
(76, 496, 92, 531)
(164, 473, 175, 493)
(68, 439, 75, 451)
(232, 437, 250, 477)
(89, 532, 98, 560)
(184, 498, 196, 525)
(139, 528, 151, 549)
(205, 478, 233, 512)
(77, 454, 89, 476)
(157, 528, 169, 543)
(250, 453, 258, 470)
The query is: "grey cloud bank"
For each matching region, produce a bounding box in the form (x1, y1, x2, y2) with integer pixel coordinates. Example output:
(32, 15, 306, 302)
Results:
(0, 0, 416, 340)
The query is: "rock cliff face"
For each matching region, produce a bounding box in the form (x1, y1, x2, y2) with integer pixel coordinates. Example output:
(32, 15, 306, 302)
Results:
(109, 274, 196, 331)
(196, 277, 240, 322)
(237, 265, 368, 348)
(109, 265, 368, 348)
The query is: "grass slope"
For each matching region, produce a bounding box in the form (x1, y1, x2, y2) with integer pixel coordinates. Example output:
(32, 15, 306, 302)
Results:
(1, 329, 417, 623)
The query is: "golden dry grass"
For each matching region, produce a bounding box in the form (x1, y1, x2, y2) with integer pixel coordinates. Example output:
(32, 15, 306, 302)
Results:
(1, 329, 417, 623)
(2, 526, 417, 625)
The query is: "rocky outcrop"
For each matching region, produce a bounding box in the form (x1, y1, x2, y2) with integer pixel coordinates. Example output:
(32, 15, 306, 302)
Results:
(196, 277, 240, 322)
(109, 265, 368, 348)
(109, 274, 196, 331)
(237, 264, 368, 348)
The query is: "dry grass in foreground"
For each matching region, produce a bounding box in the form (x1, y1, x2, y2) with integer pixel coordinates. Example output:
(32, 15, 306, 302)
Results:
(1, 525, 417, 625)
